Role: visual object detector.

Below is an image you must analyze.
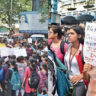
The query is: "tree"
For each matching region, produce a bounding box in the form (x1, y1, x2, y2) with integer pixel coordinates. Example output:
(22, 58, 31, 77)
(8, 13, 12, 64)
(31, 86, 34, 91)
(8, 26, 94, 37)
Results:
(0, 0, 32, 28)
(39, 0, 48, 23)
(0, 0, 48, 28)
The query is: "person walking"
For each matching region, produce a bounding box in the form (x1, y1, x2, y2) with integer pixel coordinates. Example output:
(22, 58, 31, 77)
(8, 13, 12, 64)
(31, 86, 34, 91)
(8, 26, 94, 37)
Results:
(22, 58, 39, 96)
(5, 59, 21, 96)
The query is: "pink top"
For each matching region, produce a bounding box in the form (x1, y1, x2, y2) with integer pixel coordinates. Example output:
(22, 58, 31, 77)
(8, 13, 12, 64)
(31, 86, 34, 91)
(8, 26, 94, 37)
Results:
(24, 67, 35, 93)
(38, 71, 48, 92)
(48, 39, 52, 45)
(50, 43, 67, 64)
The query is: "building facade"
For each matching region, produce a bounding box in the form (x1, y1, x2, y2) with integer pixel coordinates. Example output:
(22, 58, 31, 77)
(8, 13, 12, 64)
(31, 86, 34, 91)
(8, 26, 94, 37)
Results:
(58, 0, 96, 18)
(49, 0, 60, 24)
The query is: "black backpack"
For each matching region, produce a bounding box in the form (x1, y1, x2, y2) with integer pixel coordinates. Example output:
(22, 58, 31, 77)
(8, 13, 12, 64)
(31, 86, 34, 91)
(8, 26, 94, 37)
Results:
(28, 67, 40, 89)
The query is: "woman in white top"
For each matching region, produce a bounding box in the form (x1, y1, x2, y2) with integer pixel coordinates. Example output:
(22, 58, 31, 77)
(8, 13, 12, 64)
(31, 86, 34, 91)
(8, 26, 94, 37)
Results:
(64, 25, 86, 96)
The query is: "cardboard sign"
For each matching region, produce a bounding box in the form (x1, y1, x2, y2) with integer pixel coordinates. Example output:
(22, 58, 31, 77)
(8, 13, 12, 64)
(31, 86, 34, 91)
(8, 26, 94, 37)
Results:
(84, 23, 96, 66)
(28, 38, 32, 43)
(14, 48, 27, 57)
(0, 47, 9, 57)
(20, 48, 27, 57)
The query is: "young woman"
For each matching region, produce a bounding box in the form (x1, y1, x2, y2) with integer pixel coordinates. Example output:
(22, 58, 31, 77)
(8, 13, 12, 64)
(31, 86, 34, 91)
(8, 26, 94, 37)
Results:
(16, 56, 27, 96)
(64, 25, 86, 96)
(38, 64, 48, 94)
(22, 58, 38, 96)
(48, 25, 67, 64)
(5, 59, 19, 96)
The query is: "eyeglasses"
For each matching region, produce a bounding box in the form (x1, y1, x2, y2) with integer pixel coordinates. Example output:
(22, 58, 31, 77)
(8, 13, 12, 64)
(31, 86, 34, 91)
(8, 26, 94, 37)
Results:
(48, 31, 53, 34)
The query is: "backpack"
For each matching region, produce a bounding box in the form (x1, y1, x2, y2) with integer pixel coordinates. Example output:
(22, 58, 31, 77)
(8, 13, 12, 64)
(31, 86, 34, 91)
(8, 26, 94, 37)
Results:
(49, 39, 65, 55)
(9, 68, 21, 90)
(0, 67, 4, 81)
(48, 50, 70, 96)
(28, 67, 40, 89)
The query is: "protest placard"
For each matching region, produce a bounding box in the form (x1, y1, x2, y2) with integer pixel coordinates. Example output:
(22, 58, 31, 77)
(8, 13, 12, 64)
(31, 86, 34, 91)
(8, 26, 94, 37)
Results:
(14, 48, 21, 57)
(7, 48, 14, 56)
(28, 38, 32, 43)
(20, 48, 27, 57)
(84, 22, 96, 66)
(14, 48, 27, 57)
(0, 47, 9, 57)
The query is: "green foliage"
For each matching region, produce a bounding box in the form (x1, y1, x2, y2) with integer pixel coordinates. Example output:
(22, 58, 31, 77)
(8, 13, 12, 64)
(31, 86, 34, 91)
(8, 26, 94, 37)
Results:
(0, 0, 48, 26)
(0, 0, 32, 27)
(39, 0, 48, 23)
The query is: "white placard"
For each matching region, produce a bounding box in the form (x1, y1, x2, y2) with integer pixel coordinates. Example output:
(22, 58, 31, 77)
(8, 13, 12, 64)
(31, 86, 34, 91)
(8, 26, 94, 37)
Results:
(14, 48, 27, 57)
(20, 48, 27, 57)
(7, 48, 14, 56)
(84, 22, 96, 66)
(0, 47, 9, 57)
(28, 38, 32, 43)
(14, 48, 21, 57)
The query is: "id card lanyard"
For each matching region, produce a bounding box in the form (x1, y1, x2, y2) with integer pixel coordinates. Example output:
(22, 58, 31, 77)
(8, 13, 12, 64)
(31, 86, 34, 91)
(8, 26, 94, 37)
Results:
(69, 47, 78, 71)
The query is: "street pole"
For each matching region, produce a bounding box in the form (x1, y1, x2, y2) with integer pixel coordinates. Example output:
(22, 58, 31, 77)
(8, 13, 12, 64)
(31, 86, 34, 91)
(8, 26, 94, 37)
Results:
(10, 0, 13, 34)
(32, 0, 34, 11)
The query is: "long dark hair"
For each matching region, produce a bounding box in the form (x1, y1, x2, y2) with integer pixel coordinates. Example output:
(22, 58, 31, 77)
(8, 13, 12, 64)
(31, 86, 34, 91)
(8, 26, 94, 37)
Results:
(9, 59, 18, 71)
(29, 58, 37, 70)
(49, 25, 63, 40)
(41, 63, 48, 75)
(70, 25, 85, 44)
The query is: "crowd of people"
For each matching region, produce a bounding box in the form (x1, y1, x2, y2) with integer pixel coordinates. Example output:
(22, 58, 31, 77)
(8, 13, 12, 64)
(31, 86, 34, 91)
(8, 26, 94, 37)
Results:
(48, 17, 96, 96)
(0, 15, 96, 96)
(0, 37, 48, 96)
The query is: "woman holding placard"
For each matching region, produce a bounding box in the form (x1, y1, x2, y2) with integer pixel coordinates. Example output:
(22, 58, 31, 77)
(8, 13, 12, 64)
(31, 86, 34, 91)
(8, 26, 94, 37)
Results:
(64, 25, 86, 96)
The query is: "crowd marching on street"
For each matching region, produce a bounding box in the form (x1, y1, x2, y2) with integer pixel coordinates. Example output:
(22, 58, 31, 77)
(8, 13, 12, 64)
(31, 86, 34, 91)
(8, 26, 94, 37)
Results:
(0, 14, 96, 96)
(0, 37, 48, 96)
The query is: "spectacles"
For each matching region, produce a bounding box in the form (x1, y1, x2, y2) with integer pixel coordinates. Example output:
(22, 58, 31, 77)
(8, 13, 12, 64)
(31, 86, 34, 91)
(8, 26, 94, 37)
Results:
(48, 31, 53, 34)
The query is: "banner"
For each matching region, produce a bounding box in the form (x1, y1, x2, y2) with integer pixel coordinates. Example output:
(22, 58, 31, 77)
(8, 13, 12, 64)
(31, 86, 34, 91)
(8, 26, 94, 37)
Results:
(84, 22, 96, 66)
(14, 48, 27, 57)
(0, 47, 27, 57)
(0, 47, 9, 57)
(19, 11, 48, 34)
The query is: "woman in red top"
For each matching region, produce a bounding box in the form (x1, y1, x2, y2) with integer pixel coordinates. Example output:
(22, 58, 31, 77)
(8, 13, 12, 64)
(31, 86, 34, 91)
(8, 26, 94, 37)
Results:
(22, 58, 38, 96)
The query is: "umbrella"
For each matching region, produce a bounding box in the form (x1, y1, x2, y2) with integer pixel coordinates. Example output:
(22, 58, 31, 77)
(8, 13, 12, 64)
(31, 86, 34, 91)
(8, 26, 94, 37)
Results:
(77, 14, 94, 22)
(61, 16, 79, 25)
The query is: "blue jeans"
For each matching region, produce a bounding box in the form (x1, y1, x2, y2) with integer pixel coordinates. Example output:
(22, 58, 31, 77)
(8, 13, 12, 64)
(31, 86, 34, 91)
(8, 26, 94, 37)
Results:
(26, 92, 35, 96)
(73, 82, 86, 96)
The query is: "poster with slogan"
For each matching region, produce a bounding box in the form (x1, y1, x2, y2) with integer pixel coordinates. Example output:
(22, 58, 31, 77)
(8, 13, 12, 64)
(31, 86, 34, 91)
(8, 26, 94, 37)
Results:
(28, 38, 32, 43)
(20, 48, 27, 57)
(7, 48, 14, 56)
(14, 48, 27, 57)
(0, 47, 9, 57)
(84, 22, 96, 66)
